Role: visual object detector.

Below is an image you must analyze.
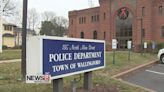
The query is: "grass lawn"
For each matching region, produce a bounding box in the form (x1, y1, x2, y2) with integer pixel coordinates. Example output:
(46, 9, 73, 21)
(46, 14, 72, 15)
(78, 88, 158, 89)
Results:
(0, 50, 21, 60)
(0, 51, 157, 92)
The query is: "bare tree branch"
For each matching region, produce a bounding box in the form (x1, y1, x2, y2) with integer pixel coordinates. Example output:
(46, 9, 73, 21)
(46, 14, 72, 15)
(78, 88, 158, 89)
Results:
(1, 0, 16, 16)
(27, 8, 40, 30)
(42, 11, 56, 21)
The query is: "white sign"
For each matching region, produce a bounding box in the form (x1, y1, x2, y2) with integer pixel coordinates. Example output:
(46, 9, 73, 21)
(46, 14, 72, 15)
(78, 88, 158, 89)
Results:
(144, 42, 147, 49)
(127, 41, 132, 49)
(112, 39, 117, 49)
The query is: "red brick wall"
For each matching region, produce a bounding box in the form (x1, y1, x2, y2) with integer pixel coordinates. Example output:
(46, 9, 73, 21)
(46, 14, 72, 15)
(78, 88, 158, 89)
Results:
(152, 0, 164, 42)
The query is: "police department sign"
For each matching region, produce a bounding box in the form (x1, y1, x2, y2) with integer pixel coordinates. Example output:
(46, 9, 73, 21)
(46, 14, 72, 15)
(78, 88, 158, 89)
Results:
(26, 36, 105, 83)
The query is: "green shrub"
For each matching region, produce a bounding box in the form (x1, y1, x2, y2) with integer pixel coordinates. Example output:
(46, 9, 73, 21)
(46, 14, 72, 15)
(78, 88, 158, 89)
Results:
(12, 45, 22, 49)
(156, 42, 164, 50)
(2, 45, 8, 49)
(146, 42, 164, 54)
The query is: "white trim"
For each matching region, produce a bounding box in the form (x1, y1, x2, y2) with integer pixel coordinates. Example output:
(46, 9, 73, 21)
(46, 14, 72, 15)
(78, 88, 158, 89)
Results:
(40, 36, 105, 43)
(104, 42, 106, 68)
(40, 37, 43, 74)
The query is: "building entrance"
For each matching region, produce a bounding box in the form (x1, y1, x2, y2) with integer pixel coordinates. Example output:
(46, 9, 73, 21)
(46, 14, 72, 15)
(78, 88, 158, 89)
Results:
(115, 7, 133, 50)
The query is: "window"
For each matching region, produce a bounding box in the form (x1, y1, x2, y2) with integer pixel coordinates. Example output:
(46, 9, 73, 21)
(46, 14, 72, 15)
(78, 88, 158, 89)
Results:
(97, 15, 99, 21)
(91, 16, 94, 22)
(103, 13, 106, 20)
(80, 32, 84, 38)
(93, 30, 97, 39)
(84, 17, 86, 23)
(161, 26, 164, 37)
(142, 29, 145, 38)
(94, 15, 96, 22)
(79, 17, 86, 24)
(142, 7, 145, 16)
(79, 17, 81, 24)
(159, 6, 163, 16)
(4, 25, 12, 31)
(81, 17, 83, 24)
(91, 14, 99, 22)
(104, 32, 106, 39)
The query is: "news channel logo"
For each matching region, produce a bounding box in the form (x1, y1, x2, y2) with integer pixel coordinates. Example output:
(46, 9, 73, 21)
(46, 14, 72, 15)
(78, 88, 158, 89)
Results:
(26, 72, 51, 83)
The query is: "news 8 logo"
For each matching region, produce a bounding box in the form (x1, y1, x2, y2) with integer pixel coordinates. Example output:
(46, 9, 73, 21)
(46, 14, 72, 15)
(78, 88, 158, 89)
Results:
(26, 72, 51, 83)
(43, 72, 50, 81)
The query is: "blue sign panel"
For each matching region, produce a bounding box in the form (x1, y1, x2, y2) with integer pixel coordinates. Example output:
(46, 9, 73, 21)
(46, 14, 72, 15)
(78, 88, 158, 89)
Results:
(43, 38, 105, 79)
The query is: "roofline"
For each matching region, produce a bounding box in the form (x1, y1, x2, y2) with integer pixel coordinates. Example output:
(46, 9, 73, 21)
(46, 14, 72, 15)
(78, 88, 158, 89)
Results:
(3, 23, 17, 27)
(69, 6, 100, 13)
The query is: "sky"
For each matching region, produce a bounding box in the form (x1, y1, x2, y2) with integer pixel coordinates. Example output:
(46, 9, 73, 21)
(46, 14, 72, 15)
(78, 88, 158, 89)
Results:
(28, 0, 99, 19)
(4, 0, 99, 29)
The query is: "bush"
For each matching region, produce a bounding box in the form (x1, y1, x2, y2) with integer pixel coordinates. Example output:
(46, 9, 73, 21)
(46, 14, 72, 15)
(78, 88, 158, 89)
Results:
(157, 42, 164, 50)
(2, 45, 8, 49)
(146, 42, 164, 54)
(12, 45, 22, 49)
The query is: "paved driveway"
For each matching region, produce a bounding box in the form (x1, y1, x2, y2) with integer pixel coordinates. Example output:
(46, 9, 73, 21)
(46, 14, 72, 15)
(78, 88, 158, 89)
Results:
(123, 64, 164, 92)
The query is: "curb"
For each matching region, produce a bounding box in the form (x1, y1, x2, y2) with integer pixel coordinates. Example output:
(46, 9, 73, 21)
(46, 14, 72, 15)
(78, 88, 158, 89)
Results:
(0, 59, 21, 64)
(112, 60, 158, 78)
(112, 78, 155, 92)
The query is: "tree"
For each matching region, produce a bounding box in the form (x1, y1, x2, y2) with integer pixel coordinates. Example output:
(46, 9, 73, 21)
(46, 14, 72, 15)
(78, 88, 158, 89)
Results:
(1, 0, 16, 16)
(11, 7, 40, 31)
(42, 11, 56, 21)
(40, 21, 54, 36)
(27, 8, 40, 30)
(40, 16, 68, 37)
(51, 16, 68, 36)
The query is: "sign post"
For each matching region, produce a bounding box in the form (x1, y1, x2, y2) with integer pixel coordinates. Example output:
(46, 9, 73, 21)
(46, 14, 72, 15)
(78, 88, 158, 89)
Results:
(21, 0, 28, 81)
(127, 41, 132, 61)
(53, 78, 63, 92)
(152, 42, 156, 54)
(112, 39, 117, 64)
(84, 72, 92, 90)
(70, 74, 82, 92)
(26, 36, 105, 92)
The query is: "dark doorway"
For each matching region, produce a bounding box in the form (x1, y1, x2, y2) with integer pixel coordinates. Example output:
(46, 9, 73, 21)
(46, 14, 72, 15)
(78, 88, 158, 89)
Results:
(116, 8, 133, 50)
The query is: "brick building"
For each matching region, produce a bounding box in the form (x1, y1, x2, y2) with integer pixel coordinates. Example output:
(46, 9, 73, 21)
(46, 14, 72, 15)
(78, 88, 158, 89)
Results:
(68, 0, 164, 51)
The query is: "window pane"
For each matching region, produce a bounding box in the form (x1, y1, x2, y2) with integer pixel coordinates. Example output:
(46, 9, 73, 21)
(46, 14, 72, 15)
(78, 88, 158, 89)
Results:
(80, 32, 84, 38)
(159, 6, 163, 16)
(104, 32, 106, 39)
(142, 7, 145, 16)
(104, 13, 106, 20)
(93, 31, 97, 39)
(162, 26, 164, 37)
